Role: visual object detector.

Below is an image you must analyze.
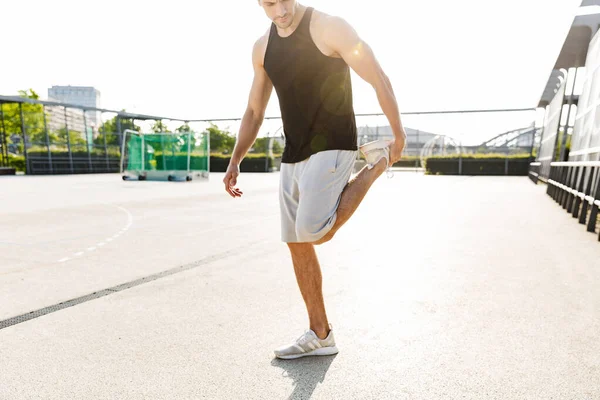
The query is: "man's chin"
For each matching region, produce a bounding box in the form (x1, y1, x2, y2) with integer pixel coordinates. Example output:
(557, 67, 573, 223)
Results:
(275, 19, 293, 29)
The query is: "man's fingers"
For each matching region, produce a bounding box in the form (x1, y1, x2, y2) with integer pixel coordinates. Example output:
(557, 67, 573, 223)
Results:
(225, 180, 243, 198)
(224, 175, 237, 198)
(223, 174, 232, 195)
(223, 169, 242, 198)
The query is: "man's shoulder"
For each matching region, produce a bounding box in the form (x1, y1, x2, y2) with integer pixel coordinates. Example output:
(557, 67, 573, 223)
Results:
(254, 27, 271, 50)
(311, 9, 348, 29)
(252, 27, 271, 65)
(311, 9, 353, 37)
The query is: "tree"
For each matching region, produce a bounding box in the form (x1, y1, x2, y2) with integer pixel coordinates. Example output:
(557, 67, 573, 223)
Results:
(252, 137, 270, 154)
(176, 123, 192, 133)
(151, 120, 170, 133)
(272, 140, 283, 154)
(97, 113, 140, 146)
(205, 123, 235, 154)
(0, 89, 47, 153)
(251, 137, 283, 155)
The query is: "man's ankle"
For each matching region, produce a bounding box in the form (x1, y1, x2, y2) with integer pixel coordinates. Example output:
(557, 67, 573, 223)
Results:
(311, 325, 330, 340)
(372, 157, 388, 173)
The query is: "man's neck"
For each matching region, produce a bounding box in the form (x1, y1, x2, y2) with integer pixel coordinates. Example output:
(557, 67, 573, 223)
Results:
(277, 4, 307, 37)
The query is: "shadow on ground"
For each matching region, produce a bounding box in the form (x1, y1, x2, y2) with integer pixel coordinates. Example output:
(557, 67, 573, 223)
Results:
(271, 355, 337, 399)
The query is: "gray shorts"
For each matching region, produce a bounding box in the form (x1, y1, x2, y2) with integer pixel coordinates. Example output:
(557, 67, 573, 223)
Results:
(279, 149, 357, 243)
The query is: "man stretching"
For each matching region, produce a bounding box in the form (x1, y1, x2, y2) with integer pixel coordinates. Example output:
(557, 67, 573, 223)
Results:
(223, 0, 406, 359)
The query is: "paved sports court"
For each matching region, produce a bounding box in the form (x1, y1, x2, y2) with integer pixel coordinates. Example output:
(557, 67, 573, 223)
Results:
(1, 172, 599, 399)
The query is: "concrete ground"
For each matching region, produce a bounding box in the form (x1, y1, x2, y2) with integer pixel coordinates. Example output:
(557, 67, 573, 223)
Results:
(1, 171, 599, 399)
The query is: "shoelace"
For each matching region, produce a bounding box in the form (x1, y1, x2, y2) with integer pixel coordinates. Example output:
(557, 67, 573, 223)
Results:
(385, 165, 394, 179)
(364, 147, 394, 179)
(296, 330, 313, 345)
(382, 148, 394, 179)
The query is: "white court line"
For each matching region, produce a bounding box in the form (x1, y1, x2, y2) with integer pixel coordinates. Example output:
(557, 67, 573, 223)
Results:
(56, 204, 133, 263)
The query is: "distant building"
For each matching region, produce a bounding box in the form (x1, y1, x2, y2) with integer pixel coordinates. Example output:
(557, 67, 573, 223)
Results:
(48, 86, 101, 128)
(357, 126, 439, 157)
(268, 125, 440, 158)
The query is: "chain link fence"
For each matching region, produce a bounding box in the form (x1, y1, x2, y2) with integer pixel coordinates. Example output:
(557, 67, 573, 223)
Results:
(0, 95, 536, 175)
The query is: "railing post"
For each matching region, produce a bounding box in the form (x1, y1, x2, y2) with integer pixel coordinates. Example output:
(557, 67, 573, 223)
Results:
(566, 166, 579, 213)
(547, 164, 554, 196)
(579, 167, 596, 225)
(572, 166, 586, 218)
(587, 167, 600, 233)
(557, 165, 566, 205)
(561, 166, 573, 209)
(553, 165, 559, 195)
(558, 166, 568, 203)
(554, 166, 565, 202)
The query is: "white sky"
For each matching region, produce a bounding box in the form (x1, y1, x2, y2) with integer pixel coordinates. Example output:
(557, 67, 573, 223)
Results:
(0, 0, 582, 144)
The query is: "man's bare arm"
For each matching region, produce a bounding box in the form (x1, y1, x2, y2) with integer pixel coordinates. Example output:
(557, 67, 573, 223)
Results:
(322, 17, 406, 162)
(230, 39, 273, 166)
(224, 37, 273, 197)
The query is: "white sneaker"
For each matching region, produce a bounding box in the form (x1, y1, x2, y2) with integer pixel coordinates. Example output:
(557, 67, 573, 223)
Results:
(359, 139, 394, 178)
(274, 325, 339, 360)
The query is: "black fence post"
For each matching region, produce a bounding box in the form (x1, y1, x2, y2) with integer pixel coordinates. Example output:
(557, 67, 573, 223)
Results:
(0, 103, 7, 167)
(103, 127, 109, 172)
(83, 110, 92, 173)
(43, 105, 53, 174)
(64, 107, 74, 174)
(116, 117, 123, 172)
(19, 103, 29, 175)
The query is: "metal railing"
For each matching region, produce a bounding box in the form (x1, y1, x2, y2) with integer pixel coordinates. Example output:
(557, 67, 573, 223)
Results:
(528, 162, 541, 184)
(545, 161, 600, 241)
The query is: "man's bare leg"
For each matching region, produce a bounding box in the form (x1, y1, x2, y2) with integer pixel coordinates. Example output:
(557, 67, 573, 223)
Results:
(287, 242, 330, 339)
(314, 157, 388, 245)
(285, 159, 387, 340)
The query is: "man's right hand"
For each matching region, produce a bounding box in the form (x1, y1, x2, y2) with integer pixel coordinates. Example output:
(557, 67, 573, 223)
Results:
(223, 163, 243, 198)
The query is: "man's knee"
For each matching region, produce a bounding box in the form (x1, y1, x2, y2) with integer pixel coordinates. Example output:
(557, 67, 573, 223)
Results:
(295, 219, 334, 244)
(313, 230, 334, 245)
(286, 242, 313, 254)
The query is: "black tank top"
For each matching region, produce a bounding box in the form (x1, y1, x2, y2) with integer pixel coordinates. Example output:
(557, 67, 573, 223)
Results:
(264, 7, 358, 163)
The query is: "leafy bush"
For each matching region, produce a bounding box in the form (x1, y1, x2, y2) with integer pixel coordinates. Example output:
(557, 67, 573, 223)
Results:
(210, 154, 273, 172)
(0, 154, 25, 172)
(425, 154, 533, 176)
